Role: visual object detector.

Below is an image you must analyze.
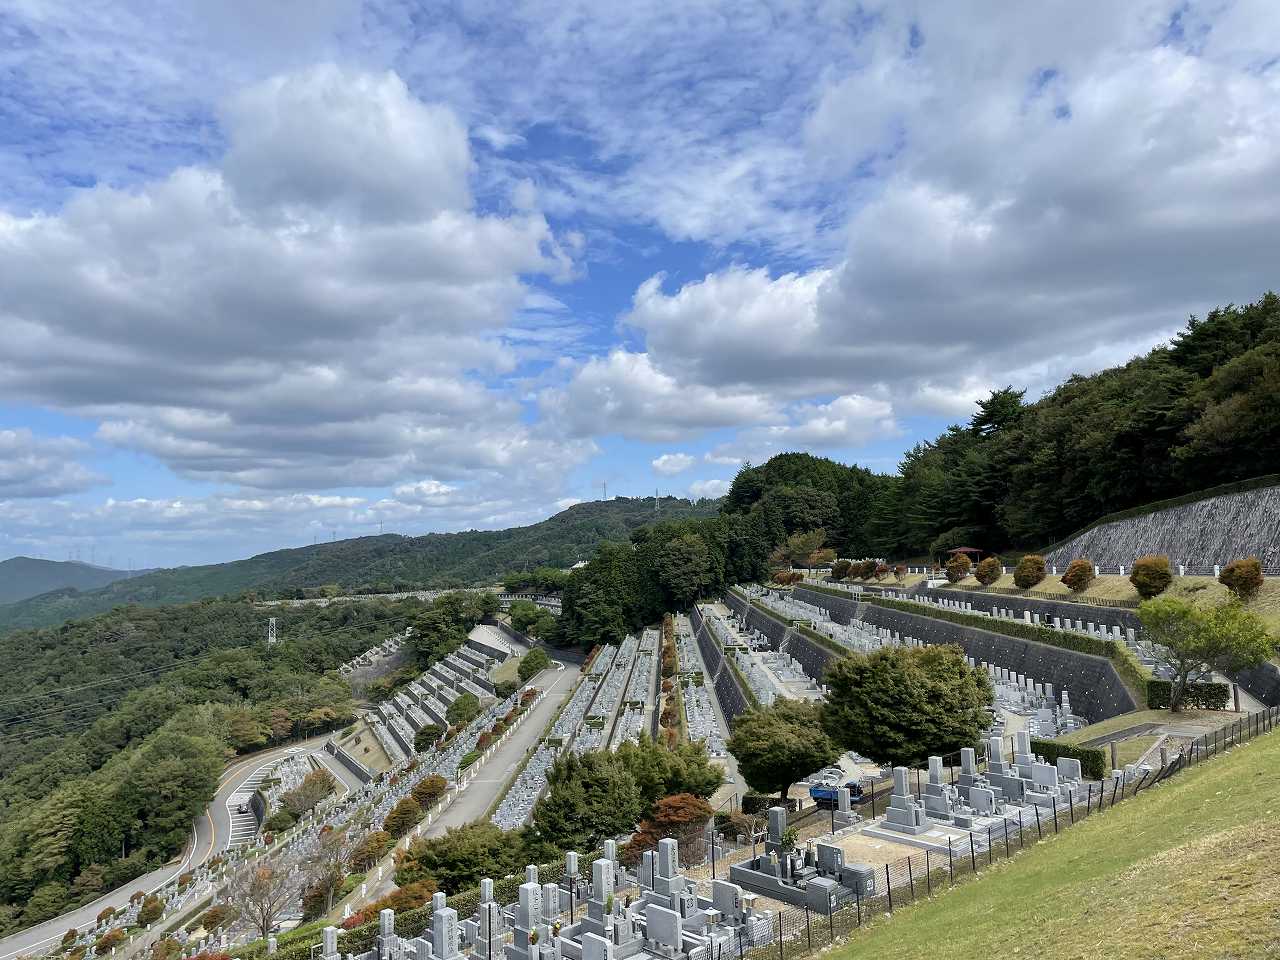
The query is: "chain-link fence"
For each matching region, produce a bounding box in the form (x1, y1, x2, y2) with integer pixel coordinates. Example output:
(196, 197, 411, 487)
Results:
(710, 705, 1280, 960)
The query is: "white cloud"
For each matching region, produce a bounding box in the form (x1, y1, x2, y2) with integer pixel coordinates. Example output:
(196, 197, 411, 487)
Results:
(690, 478, 730, 499)
(0, 64, 583, 495)
(651, 453, 695, 476)
(0, 429, 105, 498)
(543, 350, 779, 442)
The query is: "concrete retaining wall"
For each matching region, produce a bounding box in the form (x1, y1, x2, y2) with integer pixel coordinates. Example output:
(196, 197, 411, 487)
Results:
(794, 586, 1137, 722)
(325, 739, 375, 784)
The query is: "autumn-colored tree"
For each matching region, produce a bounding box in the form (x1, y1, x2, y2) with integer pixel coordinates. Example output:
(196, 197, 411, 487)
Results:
(944, 554, 971, 583)
(974, 556, 1002, 586)
(1061, 558, 1095, 593)
(1219, 557, 1264, 600)
(382, 796, 424, 838)
(1129, 555, 1173, 599)
(1013, 554, 1046, 589)
(349, 831, 392, 870)
(411, 774, 448, 809)
(623, 793, 714, 866)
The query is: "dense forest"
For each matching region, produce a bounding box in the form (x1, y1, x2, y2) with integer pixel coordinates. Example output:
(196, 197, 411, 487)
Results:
(0, 497, 718, 633)
(556, 294, 1280, 647)
(0, 592, 487, 936)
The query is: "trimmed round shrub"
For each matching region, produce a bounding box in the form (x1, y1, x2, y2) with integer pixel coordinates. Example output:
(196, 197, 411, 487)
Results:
(893, 563, 907, 583)
(1129, 554, 1173, 599)
(263, 809, 296, 832)
(1061, 558, 1095, 593)
(874, 562, 891, 581)
(831, 559, 853, 580)
(945, 554, 971, 583)
(974, 556, 1002, 586)
(1219, 557, 1264, 600)
(1013, 554, 1047, 589)
(138, 894, 164, 926)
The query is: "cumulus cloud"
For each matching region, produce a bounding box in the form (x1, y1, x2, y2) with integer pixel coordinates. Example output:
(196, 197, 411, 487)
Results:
(543, 351, 779, 442)
(0, 64, 584, 498)
(651, 453, 695, 475)
(689, 478, 730, 499)
(0, 429, 105, 498)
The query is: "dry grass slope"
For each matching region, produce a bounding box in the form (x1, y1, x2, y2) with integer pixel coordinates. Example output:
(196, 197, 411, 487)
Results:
(830, 727, 1280, 959)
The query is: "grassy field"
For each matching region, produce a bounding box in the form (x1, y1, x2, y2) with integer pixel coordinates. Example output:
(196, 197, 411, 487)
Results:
(831, 728, 1280, 959)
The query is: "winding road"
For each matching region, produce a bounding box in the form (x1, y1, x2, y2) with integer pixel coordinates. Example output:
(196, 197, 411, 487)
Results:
(0, 735, 347, 960)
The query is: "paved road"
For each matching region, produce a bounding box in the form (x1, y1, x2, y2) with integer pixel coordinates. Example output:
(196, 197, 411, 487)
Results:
(0, 737, 335, 960)
(352, 660, 582, 906)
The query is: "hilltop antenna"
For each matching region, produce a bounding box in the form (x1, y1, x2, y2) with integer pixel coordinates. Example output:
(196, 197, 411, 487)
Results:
(654, 488, 659, 515)
(379, 519, 384, 535)
(602, 481, 607, 501)
(267, 617, 278, 646)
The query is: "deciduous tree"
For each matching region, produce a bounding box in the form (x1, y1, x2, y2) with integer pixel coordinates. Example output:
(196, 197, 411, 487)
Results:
(727, 700, 839, 805)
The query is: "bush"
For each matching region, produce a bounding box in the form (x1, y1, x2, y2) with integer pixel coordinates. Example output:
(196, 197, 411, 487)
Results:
(831, 559, 853, 580)
(974, 556, 1002, 586)
(263, 809, 296, 832)
(1013, 554, 1047, 589)
(412, 773, 448, 809)
(138, 894, 165, 926)
(893, 564, 907, 583)
(1147, 679, 1231, 710)
(1129, 554, 1173, 599)
(349, 831, 392, 870)
(1028, 739, 1108, 779)
(414, 724, 444, 752)
(1061, 558, 1095, 593)
(1219, 557, 1264, 600)
(741, 792, 772, 814)
(446, 692, 481, 726)
(62, 929, 78, 947)
(857, 560, 878, 580)
(874, 562, 891, 581)
(95, 931, 125, 955)
(382, 796, 424, 838)
(96, 908, 116, 925)
(518, 647, 551, 682)
(945, 554, 971, 583)
(459, 749, 482, 769)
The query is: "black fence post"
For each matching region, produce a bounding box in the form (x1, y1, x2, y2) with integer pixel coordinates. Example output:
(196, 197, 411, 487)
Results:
(969, 832, 977, 872)
(737, 926, 744, 960)
(908, 856, 915, 901)
(804, 906, 812, 952)
(1003, 819, 1010, 857)
(1110, 778, 1119, 808)
(947, 838, 954, 884)
(777, 912, 784, 960)
(925, 849, 932, 895)
(885, 864, 893, 911)
(1051, 796, 1059, 833)
(1017, 810, 1024, 848)
(1034, 804, 1041, 839)
(1068, 792, 1075, 825)
(827, 895, 833, 940)
(855, 887, 862, 927)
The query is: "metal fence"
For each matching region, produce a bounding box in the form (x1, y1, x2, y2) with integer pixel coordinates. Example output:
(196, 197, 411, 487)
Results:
(711, 705, 1280, 960)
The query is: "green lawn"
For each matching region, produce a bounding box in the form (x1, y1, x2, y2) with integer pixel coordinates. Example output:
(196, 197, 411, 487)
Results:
(831, 727, 1280, 959)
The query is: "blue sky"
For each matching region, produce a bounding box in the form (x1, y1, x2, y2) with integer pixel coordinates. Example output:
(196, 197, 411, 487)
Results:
(2, 1, 1279, 567)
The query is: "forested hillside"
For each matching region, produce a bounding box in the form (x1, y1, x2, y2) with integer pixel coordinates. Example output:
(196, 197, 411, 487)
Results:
(0, 496, 717, 634)
(557, 293, 1280, 647)
(0, 557, 139, 604)
(0, 591, 492, 937)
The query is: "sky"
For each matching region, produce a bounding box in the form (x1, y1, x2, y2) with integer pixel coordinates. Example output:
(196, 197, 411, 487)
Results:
(2, 1, 1279, 568)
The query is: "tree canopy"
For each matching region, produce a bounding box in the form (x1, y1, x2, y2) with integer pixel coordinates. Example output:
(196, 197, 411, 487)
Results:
(726, 700, 840, 804)
(821, 646, 995, 767)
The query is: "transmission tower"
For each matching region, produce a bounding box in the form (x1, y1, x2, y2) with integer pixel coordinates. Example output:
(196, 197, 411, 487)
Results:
(267, 617, 278, 646)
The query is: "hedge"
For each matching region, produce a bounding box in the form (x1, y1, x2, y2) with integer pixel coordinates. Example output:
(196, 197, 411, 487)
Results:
(858, 596, 1119, 659)
(1146, 679, 1231, 710)
(1028, 739, 1108, 780)
(859, 595, 1154, 708)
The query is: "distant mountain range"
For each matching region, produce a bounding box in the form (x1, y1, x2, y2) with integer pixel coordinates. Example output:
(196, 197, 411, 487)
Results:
(0, 496, 718, 634)
(0, 556, 141, 605)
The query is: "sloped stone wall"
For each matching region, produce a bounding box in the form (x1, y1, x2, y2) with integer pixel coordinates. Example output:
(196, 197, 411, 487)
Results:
(1045, 484, 1280, 572)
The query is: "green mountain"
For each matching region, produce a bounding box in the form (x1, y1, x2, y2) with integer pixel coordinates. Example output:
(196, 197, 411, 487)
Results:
(0, 496, 718, 634)
(0, 556, 138, 604)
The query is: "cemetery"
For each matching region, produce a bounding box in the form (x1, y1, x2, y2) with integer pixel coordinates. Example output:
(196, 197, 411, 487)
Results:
(317, 838, 774, 960)
(491, 633, 667, 830)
